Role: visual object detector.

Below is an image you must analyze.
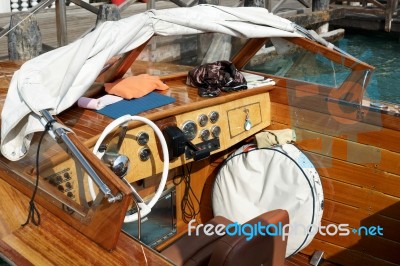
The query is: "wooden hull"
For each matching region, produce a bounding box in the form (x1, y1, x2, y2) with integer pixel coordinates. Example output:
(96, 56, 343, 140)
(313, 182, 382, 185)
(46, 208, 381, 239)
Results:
(0, 34, 399, 265)
(267, 84, 400, 265)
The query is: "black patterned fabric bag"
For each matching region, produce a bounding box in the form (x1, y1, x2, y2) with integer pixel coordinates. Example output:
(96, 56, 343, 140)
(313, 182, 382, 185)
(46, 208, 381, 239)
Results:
(186, 60, 247, 97)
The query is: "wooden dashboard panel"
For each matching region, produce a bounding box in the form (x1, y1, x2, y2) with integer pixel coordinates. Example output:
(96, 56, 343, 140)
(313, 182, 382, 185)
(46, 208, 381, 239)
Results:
(0, 60, 273, 260)
(0, 60, 274, 251)
(40, 90, 271, 203)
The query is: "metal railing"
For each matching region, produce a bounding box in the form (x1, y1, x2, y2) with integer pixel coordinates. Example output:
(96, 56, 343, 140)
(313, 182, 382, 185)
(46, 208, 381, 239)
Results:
(1, 0, 109, 13)
(0, 0, 136, 50)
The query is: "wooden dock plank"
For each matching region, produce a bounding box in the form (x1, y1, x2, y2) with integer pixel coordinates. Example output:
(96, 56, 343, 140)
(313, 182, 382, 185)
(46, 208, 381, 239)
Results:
(330, 3, 400, 32)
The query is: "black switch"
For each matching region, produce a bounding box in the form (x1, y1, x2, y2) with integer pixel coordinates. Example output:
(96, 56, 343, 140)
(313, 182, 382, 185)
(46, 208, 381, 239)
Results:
(162, 126, 187, 159)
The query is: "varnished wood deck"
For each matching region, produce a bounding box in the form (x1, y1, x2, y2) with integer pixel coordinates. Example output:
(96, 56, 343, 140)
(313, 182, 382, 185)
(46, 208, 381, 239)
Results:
(0, 177, 172, 265)
(0, 27, 399, 265)
(0, 60, 277, 265)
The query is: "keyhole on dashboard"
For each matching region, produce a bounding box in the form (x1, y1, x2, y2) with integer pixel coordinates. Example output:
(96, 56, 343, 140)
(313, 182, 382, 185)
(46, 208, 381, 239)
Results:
(244, 108, 252, 131)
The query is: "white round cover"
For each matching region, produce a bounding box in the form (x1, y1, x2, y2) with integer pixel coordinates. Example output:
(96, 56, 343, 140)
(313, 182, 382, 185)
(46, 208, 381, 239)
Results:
(212, 143, 323, 257)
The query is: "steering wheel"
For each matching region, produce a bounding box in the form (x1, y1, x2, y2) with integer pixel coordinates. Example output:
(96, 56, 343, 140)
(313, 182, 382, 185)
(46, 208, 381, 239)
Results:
(88, 114, 169, 223)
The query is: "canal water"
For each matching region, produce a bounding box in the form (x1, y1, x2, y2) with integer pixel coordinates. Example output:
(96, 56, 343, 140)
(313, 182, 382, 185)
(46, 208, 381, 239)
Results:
(334, 30, 400, 104)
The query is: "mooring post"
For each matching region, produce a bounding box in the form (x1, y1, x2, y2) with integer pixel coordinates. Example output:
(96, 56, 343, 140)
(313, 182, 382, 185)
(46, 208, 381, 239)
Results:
(385, 0, 395, 32)
(244, 0, 266, 8)
(56, 0, 68, 47)
(199, 0, 219, 4)
(95, 4, 121, 26)
(312, 0, 329, 11)
(313, 0, 330, 34)
(8, 12, 42, 60)
(147, 0, 155, 9)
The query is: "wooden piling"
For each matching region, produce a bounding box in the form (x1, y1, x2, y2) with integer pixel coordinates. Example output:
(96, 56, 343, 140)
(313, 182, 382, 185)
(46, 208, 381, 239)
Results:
(8, 13, 42, 60)
(56, 0, 68, 47)
(385, 0, 396, 32)
(199, 0, 219, 4)
(96, 4, 121, 26)
(312, 0, 329, 12)
(244, 0, 265, 8)
(313, 0, 330, 34)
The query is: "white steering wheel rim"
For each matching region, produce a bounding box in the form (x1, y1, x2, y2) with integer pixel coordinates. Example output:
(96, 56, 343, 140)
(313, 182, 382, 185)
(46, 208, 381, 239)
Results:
(89, 114, 169, 223)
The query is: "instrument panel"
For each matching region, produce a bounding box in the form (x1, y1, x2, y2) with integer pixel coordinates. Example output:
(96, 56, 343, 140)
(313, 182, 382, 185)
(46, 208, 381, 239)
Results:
(41, 92, 271, 203)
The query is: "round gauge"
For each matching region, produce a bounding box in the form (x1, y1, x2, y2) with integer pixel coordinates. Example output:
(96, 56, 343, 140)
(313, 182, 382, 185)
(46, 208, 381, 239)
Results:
(200, 129, 210, 141)
(211, 125, 221, 138)
(139, 147, 151, 161)
(136, 132, 149, 146)
(209, 111, 219, 124)
(198, 114, 208, 127)
(182, 120, 198, 140)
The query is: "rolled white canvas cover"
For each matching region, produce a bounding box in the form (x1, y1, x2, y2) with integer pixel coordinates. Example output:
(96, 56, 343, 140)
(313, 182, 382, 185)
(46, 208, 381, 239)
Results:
(1, 5, 302, 161)
(212, 143, 323, 257)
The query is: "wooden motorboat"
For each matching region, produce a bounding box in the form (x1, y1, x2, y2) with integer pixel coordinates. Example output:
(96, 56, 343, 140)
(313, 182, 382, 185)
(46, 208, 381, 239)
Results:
(0, 5, 399, 266)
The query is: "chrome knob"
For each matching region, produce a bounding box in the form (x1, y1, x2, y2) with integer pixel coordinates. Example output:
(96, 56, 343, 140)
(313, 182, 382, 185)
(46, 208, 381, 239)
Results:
(102, 153, 130, 178)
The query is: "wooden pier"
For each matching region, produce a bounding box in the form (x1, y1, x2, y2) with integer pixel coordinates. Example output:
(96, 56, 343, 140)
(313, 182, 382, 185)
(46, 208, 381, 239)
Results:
(331, 0, 400, 32)
(0, 0, 398, 59)
(0, 0, 348, 60)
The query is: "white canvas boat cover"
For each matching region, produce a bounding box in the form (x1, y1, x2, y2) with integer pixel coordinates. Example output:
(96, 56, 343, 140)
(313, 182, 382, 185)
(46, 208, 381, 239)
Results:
(212, 144, 324, 257)
(1, 5, 302, 161)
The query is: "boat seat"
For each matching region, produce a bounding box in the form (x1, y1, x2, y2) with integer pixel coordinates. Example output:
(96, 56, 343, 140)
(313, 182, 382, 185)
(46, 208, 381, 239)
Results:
(161, 209, 289, 266)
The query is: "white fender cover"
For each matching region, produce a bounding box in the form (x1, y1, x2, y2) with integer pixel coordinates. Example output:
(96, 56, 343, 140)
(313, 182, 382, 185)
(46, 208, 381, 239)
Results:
(212, 143, 323, 257)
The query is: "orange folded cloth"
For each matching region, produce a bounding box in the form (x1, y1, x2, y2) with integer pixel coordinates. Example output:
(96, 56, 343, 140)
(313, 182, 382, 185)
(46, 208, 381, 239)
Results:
(104, 74, 169, 99)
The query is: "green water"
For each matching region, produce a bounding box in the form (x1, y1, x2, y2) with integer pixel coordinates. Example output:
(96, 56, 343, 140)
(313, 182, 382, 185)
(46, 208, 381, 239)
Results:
(335, 30, 400, 104)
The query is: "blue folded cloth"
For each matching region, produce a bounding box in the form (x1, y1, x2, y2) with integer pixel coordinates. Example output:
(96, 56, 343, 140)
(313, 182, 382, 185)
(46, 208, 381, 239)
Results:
(97, 92, 175, 119)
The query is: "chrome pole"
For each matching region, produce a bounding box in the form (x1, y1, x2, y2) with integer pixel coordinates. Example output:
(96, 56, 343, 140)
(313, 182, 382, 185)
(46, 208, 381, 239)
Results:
(40, 110, 117, 201)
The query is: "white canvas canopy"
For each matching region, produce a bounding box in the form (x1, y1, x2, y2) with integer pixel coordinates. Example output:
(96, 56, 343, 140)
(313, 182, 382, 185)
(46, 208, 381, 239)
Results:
(1, 5, 303, 161)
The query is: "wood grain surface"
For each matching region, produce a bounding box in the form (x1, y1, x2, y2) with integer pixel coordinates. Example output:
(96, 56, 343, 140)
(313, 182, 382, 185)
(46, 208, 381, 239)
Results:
(0, 32, 398, 265)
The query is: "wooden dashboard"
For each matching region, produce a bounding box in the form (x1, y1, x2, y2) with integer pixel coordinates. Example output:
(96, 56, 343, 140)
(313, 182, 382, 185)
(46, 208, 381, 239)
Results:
(41, 83, 271, 199)
(27, 65, 273, 204)
(0, 60, 274, 261)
